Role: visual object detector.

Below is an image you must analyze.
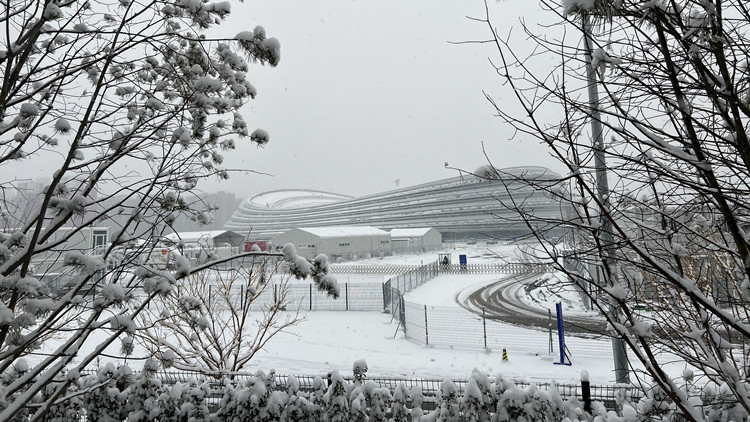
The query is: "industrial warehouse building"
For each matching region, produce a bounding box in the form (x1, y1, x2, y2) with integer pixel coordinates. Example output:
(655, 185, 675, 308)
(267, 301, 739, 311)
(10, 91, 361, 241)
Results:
(390, 228, 442, 254)
(270, 226, 391, 261)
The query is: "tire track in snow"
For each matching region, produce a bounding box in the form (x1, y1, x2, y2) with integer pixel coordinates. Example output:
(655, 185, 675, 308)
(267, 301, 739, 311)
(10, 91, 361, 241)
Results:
(456, 273, 607, 337)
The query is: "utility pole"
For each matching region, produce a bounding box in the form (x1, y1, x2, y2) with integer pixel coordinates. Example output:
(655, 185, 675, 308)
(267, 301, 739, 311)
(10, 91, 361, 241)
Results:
(581, 13, 630, 384)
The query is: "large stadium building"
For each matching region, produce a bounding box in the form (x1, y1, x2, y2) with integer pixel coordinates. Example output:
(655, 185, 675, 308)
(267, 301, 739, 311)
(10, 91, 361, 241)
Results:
(224, 166, 566, 242)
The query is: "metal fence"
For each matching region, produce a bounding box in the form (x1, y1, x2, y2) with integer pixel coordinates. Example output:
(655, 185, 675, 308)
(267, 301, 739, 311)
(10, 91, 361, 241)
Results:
(387, 261, 440, 294)
(402, 301, 614, 360)
(329, 264, 419, 275)
(258, 283, 383, 311)
(219, 282, 385, 311)
(438, 262, 552, 274)
(383, 261, 440, 316)
(253, 262, 555, 315)
(122, 369, 642, 411)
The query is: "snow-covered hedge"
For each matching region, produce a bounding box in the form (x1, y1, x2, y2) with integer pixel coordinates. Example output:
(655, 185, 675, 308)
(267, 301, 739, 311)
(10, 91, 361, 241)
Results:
(15, 360, 745, 421)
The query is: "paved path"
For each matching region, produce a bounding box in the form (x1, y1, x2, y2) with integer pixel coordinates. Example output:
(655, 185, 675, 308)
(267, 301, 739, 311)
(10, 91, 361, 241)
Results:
(456, 273, 608, 337)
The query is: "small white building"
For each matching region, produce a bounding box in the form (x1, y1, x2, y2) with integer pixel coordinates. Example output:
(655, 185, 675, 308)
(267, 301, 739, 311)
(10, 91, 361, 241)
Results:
(160, 230, 245, 267)
(270, 226, 391, 261)
(26, 226, 109, 274)
(390, 228, 442, 254)
(163, 230, 245, 249)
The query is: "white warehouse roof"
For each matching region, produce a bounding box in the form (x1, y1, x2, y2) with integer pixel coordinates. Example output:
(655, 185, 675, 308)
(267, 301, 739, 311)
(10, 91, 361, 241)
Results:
(298, 226, 389, 238)
(390, 228, 434, 237)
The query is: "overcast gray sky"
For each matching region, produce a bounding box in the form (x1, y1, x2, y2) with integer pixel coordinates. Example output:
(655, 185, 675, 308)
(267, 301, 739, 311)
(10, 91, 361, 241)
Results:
(4, 1, 562, 200)
(204, 0, 562, 200)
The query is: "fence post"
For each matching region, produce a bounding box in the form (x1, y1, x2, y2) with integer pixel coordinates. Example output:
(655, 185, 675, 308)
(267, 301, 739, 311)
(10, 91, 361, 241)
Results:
(424, 305, 429, 345)
(345, 283, 349, 311)
(548, 309, 553, 354)
(581, 370, 592, 414)
(482, 307, 487, 349)
(400, 295, 406, 335)
(382, 282, 388, 311)
(310, 283, 313, 311)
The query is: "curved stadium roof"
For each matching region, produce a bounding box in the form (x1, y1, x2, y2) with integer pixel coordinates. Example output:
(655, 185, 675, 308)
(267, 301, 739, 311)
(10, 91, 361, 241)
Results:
(224, 166, 565, 241)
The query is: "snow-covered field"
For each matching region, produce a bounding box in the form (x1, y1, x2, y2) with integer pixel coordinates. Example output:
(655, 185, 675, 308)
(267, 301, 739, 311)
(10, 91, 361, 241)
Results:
(252, 279, 612, 385)
(251, 243, 691, 386)
(50, 242, 687, 387)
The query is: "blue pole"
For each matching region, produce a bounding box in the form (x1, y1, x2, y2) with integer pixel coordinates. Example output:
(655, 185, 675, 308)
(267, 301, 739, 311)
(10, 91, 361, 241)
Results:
(555, 302, 571, 365)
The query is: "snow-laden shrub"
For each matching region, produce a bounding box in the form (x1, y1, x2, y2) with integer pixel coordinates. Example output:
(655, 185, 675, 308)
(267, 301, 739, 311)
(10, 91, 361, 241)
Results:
(422, 379, 461, 422)
(265, 390, 287, 420)
(309, 375, 327, 421)
(228, 377, 267, 420)
(546, 381, 568, 421)
(29, 364, 750, 421)
(124, 359, 163, 422)
(369, 386, 391, 422)
(40, 371, 83, 422)
(461, 377, 489, 422)
(214, 378, 239, 421)
(324, 370, 350, 422)
(282, 376, 314, 421)
(156, 381, 186, 422)
(0, 361, 35, 422)
(391, 383, 411, 422)
(179, 379, 211, 422)
(469, 369, 495, 420)
(495, 378, 529, 422)
(703, 382, 749, 421)
(411, 383, 425, 421)
(349, 391, 368, 422)
(81, 363, 131, 422)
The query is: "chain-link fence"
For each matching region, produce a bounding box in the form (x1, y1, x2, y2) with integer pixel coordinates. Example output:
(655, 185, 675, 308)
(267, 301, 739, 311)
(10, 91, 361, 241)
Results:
(198, 280, 385, 312)
(438, 262, 552, 274)
(329, 264, 418, 275)
(383, 261, 440, 317)
(402, 301, 613, 360)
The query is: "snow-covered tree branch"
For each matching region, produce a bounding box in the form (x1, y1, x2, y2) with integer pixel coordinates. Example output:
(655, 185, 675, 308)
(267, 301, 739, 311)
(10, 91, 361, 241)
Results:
(136, 253, 304, 375)
(0, 0, 336, 419)
(475, 0, 750, 419)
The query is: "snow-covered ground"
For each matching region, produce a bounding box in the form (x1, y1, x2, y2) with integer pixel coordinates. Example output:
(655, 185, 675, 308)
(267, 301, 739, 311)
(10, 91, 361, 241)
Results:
(251, 243, 690, 386)
(48, 242, 688, 387)
(251, 311, 605, 383)
(253, 275, 613, 385)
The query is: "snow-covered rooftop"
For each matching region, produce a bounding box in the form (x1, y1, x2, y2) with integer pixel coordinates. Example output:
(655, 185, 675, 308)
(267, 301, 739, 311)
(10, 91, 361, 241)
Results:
(165, 230, 238, 243)
(249, 190, 352, 209)
(390, 228, 434, 237)
(299, 226, 389, 238)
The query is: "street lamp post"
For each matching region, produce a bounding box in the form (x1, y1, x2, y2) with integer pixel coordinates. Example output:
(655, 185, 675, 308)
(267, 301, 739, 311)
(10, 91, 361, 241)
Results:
(581, 13, 630, 384)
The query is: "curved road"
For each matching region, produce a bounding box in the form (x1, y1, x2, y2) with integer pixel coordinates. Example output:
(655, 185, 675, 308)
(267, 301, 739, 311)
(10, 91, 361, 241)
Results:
(456, 273, 607, 337)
